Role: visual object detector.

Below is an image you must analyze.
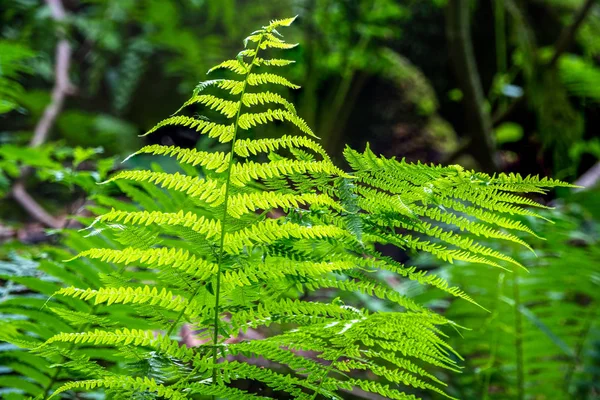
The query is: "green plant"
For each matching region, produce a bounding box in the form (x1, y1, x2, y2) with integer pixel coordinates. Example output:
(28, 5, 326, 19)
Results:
(419, 202, 600, 399)
(0, 40, 34, 114)
(0, 17, 574, 400)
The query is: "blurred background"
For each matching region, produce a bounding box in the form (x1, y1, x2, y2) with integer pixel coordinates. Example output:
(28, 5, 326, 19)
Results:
(0, 0, 599, 399)
(1, 0, 599, 226)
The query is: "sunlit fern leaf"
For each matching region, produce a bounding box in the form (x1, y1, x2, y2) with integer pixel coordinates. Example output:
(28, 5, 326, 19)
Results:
(19, 16, 576, 400)
(141, 115, 235, 142)
(48, 376, 187, 400)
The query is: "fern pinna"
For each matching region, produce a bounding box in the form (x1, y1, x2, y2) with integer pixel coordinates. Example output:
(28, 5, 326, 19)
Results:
(4, 16, 573, 400)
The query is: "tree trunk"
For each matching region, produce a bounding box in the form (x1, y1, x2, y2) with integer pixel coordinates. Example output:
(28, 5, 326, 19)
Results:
(446, 0, 499, 172)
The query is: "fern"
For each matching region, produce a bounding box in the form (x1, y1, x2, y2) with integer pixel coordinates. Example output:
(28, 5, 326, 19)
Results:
(430, 206, 600, 399)
(1, 16, 576, 400)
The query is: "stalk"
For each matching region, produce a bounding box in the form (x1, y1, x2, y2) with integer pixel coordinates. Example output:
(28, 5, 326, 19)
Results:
(210, 35, 263, 385)
(163, 34, 265, 391)
(513, 269, 525, 400)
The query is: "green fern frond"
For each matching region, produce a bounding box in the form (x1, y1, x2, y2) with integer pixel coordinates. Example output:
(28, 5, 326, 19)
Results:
(18, 16, 576, 400)
(91, 209, 222, 239)
(233, 135, 328, 159)
(207, 59, 248, 75)
(230, 298, 364, 330)
(125, 145, 231, 172)
(42, 329, 196, 361)
(242, 91, 297, 113)
(238, 109, 316, 138)
(254, 58, 296, 68)
(49, 376, 186, 400)
(260, 40, 299, 50)
(49, 307, 115, 328)
(246, 72, 300, 89)
(227, 191, 343, 218)
(55, 286, 194, 313)
(185, 382, 272, 399)
(103, 171, 224, 204)
(230, 159, 347, 186)
(305, 278, 445, 319)
(223, 219, 347, 253)
(265, 16, 298, 29)
(69, 248, 218, 280)
(142, 115, 235, 142)
(176, 94, 240, 117)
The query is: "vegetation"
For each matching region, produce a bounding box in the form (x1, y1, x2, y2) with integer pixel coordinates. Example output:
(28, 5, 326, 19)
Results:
(1, 1, 599, 399)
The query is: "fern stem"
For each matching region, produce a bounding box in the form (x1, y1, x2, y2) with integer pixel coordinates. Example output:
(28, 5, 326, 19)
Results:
(564, 303, 598, 396)
(309, 351, 342, 400)
(512, 269, 525, 400)
(209, 34, 264, 390)
(481, 272, 505, 400)
(163, 35, 263, 341)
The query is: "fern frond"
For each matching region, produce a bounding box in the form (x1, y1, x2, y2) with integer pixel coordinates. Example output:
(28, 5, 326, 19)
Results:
(192, 79, 227, 95)
(104, 171, 224, 204)
(242, 91, 296, 113)
(50, 307, 115, 328)
(55, 286, 194, 313)
(230, 159, 346, 186)
(223, 219, 347, 253)
(207, 59, 248, 75)
(71, 248, 218, 280)
(233, 135, 328, 159)
(42, 329, 196, 361)
(186, 381, 272, 399)
(176, 94, 240, 118)
(17, 16, 575, 400)
(91, 209, 221, 239)
(227, 192, 343, 218)
(238, 109, 316, 138)
(49, 376, 186, 400)
(246, 73, 300, 89)
(254, 58, 296, 68)
(142, 115, 235, 142)
(305, 278, 445, 319)
(125, 145, 230, 172)
(265, 16, 298, 29)
(260, 40, 299, 50)
(230, 298, 364, 331)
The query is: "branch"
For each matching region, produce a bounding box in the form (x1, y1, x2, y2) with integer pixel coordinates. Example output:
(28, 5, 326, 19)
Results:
(11, 0, 74, 229)
(12, 182, 63, 228)
(549, 0, 597, 67)
(493, 0, 596, 125)
(31, 0, 75, 147)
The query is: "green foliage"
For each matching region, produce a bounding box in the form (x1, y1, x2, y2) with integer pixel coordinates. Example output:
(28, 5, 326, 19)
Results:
(0, 17, 574, 400)
(420, 202, 600, 399)
(0, 143, 115, 200)
(0, 40, 34, 114)
(558, 55, 600, 104)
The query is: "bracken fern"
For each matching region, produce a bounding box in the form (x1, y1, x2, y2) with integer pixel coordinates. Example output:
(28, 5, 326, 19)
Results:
(0, 16, 575, 400)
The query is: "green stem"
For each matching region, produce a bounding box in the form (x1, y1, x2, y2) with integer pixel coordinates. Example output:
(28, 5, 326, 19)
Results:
(210, 35, 264, 389)
(564, 303, 598, 397)
(513, 269, 524, 400)
(163, 36, 263, 348)
(309, 351, 342, 400)
(482, 272, 505, 399)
